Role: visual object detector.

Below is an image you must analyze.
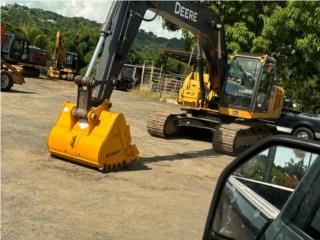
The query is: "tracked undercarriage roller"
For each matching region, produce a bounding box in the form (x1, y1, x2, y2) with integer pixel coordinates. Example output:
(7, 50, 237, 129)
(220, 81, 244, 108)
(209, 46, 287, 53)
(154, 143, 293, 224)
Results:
(48, 101, 139, 172)
(212, 123, 274, 156)
(147, 111, 274, 157)
(146, 110, 184, 138)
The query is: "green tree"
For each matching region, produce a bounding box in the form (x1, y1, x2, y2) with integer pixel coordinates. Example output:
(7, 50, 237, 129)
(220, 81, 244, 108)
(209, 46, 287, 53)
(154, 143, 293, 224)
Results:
(253, 1, 320, 113)
(19, 24, 48, 49)
(163, 1, 319, 113)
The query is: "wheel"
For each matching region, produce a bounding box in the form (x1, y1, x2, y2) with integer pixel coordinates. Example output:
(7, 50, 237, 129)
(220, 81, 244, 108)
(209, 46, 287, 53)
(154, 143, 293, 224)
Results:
(1, 70, 13, 91)
(293, 127, 314, 140)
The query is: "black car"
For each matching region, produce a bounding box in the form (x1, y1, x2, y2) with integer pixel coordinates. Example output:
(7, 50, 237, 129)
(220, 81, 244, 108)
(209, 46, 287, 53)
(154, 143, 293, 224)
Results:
(268, 111, 320, 140)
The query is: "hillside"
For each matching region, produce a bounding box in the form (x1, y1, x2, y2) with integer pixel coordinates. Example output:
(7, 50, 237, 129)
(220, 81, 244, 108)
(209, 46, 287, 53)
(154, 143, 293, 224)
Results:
(1, 4, 186, 74)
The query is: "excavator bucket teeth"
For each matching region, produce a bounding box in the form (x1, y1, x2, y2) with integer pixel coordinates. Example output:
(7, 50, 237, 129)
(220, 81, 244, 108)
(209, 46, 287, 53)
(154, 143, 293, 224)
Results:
(47, 101, 139, 172)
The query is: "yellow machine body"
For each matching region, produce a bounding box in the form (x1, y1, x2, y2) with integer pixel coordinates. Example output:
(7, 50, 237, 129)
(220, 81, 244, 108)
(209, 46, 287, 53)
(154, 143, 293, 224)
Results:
(177, 53, 284, 120)
(177, 72, 216, 108)
(3, 62, 25, 85)
(61, 67, 75, 74)
(219, 85, 284, 119)
(48, 32, 77, 80)
(48, 100, 139, 171)
(48, 66, 60, 79)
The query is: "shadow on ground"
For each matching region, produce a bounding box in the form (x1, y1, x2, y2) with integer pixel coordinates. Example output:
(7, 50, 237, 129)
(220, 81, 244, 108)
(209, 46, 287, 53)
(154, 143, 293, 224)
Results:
(128, 148, 221, 171)
(47, 147, 221, 174)
(174, 127, 213, 142)
(47, 125, 217, 173)
(9, 89, 39, 94)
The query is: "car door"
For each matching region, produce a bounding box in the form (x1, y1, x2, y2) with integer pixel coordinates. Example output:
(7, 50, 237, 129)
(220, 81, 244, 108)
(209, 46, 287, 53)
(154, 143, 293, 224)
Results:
(203, 136, 320, 240)
(263, 154, 320, 240)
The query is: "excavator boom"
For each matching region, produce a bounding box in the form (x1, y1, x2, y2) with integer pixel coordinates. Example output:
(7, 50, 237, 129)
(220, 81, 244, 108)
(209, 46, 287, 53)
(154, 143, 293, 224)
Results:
(48, 1, 283, 171)
(75, 1, 226, 118)
(48, 1, 228, 172)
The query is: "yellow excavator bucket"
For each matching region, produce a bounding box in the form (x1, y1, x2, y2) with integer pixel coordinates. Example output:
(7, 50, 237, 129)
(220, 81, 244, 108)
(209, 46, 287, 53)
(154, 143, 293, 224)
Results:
(47, 101, 139, 172)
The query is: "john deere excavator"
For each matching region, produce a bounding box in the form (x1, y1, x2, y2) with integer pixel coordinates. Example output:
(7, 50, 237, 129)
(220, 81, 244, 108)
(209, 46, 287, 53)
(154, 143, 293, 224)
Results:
(48, 1, 284, 172)
(48, 32, 78, 80)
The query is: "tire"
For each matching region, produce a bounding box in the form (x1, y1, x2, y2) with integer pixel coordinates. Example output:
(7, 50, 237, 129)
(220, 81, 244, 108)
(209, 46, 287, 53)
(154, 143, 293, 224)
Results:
(293, 127, 314, 140)
(1, 70, 13, 91)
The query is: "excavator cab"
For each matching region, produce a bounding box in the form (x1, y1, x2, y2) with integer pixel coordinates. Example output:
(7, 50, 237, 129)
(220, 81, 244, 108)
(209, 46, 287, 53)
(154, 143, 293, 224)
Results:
(219, 53, 284, 119)
(60, 52, 78, 80)
(1, 32, 29, 62)
(64, 52, 78, 72)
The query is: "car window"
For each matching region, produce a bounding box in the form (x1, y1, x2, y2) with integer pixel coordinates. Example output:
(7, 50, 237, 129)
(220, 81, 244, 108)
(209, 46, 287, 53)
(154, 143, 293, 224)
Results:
(234, 146, 318, 209)
(211, 145, 319, 240)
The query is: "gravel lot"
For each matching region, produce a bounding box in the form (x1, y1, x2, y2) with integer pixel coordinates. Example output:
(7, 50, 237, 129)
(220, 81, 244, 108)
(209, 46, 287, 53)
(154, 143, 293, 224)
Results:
(2, 78, 232, 240)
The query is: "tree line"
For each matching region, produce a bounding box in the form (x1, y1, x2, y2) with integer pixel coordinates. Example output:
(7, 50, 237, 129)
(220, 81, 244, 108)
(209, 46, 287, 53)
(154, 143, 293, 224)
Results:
(1, 4, 186, 75)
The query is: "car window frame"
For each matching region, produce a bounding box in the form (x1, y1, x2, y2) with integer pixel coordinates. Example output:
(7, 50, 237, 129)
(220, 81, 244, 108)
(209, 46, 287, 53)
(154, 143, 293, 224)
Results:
(203, 135, 320, 240)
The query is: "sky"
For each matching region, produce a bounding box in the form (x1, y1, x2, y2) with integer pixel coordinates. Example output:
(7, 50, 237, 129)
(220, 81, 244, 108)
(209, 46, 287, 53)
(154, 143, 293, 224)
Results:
(2, 0, 183, 39)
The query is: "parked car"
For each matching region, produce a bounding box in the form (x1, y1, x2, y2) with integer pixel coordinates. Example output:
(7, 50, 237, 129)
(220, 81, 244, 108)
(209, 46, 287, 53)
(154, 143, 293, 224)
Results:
(272, 111, 320, 140)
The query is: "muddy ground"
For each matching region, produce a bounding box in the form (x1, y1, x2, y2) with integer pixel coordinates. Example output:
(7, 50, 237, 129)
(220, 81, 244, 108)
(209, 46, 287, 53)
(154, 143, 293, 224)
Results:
(2, 78, 232, 240)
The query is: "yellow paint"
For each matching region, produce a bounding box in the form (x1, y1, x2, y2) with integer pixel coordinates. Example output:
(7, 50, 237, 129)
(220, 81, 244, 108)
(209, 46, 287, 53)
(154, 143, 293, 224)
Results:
(47, 101, 139, 171)
(219, 107, 275, 119)
(61, 68, 75, 74)
(177, 53, 283, 120)
(232, 52, 274, 63)
(3, 62, 25, 85)
(177, 72, 217, 108)
(267, 85, 284, 117)
(48, 32, 76, 80)
(219, 85, 284, 119)
(48, 66, 60, 79)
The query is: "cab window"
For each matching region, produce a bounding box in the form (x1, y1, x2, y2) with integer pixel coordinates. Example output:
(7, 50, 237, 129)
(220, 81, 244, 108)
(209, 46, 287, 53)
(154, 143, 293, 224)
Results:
(254, 63, 275, 112)
(222, 57, 262, 110)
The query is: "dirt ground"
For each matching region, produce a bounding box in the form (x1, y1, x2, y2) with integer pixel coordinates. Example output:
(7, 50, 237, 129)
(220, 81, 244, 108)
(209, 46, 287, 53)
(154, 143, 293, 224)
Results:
(2, 78, 232, 240)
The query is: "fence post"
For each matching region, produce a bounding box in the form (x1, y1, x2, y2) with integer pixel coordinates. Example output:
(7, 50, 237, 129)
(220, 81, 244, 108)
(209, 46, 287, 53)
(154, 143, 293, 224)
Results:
(140, 61, 146, 90)
(175, 78, 178, 91)
(149, 61, 154, 91)
(157, 65, 163, 92)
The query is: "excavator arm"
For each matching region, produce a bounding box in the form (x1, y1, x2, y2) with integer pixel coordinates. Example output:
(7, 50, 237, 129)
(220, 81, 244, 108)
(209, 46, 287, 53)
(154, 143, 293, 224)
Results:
(53, 32, 66, 69)
(48, 32, 66, 79)
(48, 1, 228, 172)
(74, 1, 227, 118)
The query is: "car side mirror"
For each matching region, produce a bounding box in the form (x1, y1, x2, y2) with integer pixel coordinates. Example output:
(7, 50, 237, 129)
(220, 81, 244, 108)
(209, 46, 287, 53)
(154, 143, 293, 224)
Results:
(203, 135, 320, 240)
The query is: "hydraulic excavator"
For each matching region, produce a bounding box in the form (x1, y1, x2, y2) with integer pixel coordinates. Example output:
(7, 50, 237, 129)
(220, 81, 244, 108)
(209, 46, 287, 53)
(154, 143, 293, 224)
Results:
(48, 1, 284, 172)
(48, 32, 78, 80)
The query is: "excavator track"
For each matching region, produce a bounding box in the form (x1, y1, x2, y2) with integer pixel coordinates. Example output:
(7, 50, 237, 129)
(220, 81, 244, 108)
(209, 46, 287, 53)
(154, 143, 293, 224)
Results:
(147, 110, 184, 138)
(213, 123, 274, 156)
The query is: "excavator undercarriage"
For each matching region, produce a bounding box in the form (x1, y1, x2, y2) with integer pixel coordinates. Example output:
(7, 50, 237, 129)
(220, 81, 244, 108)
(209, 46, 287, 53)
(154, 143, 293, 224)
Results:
(147, 109, 275, 156)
